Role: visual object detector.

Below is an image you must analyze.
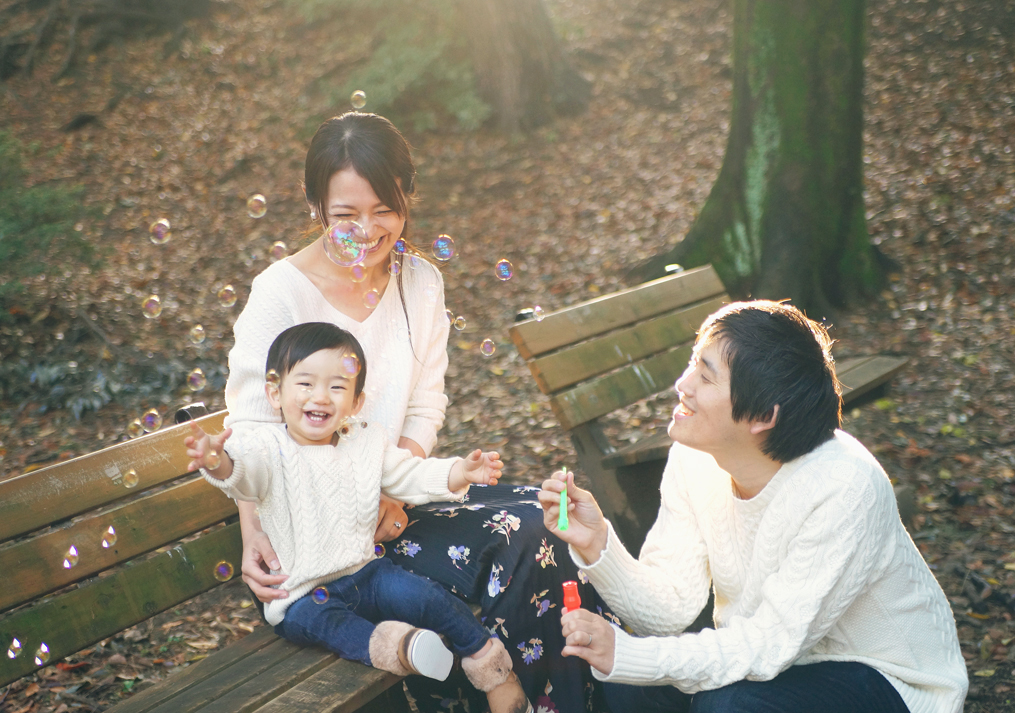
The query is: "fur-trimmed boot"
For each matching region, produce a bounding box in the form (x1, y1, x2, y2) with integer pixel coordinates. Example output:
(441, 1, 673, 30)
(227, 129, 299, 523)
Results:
(461, 638, 533, 713)
(368, 621, 454, 681)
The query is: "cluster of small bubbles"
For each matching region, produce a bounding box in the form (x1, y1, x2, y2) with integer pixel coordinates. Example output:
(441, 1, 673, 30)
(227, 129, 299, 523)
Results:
(350, 90, 367, 109)
(312, 587, 330, 604)
(34, 643, 50, 666)
(149, 219, 171, 245)
(63, 545, 79, 569)
(349, 264, 367, 283)
(247, 194, 267, 219)
(101, 525, 118, 549)
(7, 638, 22, 660)
(480, 339, 496, 357)
(189, 324, 206, 345)
(374, 543, 386, 557)
(205, 451, 221, 470)
(265, 369, 281, 387)
(213, 561, 234, 582)
(270, 241, 288, 262)
(533, 305, 545, 322)
(431, 235, 455, 261)
(340, 354, 361, 378)
(127, 419, 144, 438)
(393, 238, 407, 254)
(338, 419, 360, 442)
(454, 316, 466, 331)
(187, 368, 207, 392)
(142, 408, 163, 433)
(494, 259, 514, 281)
(142, 294, 163, 319)
(324, 221, 369, 267)
(363, 289, 381, 309)
(123, 468, 140, 488)
(387, 261, 401, 277)
(218, 285, 237, 308)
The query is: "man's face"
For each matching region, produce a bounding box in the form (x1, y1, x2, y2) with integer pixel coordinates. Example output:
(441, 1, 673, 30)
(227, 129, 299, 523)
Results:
(667, 339, 746, 456)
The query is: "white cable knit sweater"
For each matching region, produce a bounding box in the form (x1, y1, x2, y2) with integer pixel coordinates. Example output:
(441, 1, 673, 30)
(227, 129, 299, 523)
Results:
(204, 423, 466, 626)
(575, 431, 967, 713)
(223, 258, 450, 455)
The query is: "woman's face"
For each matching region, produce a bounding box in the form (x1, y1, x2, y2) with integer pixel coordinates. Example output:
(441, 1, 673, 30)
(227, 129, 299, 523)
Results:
(318, 167, 405, 272)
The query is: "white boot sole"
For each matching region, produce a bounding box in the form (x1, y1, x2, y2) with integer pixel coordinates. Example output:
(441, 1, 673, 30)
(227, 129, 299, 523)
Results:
(407, 630, 454, 681)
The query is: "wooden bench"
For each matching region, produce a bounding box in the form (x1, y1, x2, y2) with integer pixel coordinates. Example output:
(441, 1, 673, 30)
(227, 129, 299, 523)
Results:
(0, 411, 411, 713)
(509, 265, 909, 554)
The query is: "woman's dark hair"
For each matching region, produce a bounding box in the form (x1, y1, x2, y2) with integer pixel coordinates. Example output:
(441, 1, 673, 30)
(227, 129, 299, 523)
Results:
(697, 300, 842, 463)
(266, 322, 367, 397)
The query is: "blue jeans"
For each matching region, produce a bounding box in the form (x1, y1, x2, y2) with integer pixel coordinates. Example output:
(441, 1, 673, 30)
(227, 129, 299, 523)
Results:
(275, 558, 490, 667)
(604, 661, 911, 713)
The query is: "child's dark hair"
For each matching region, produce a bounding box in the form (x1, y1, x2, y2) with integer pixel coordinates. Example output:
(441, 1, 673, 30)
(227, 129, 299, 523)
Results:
(266, 323, 367, 396)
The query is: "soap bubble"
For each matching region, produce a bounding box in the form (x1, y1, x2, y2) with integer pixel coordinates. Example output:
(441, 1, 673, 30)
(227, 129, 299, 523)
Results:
(387, 261, 401, 277)
(62, 545, 79, 569)
(127, 419, 144, 438)
(217, 285, 237, 308)
(123, 468, 139, 488)
(189, 324, 206, 345)
(349, 264, 367, 283)
(480, 339, 496, 357)
(374, 543, 386, 557)
(34, 643, 50, 666)
(393, 238, 407, 254)
(409, 255, 422, 270)
(431, 235, 455, 261)
(187, 368, 207, 392)
(453, 316, 466, 331)
(142, 294, 162, 319)
(205, 451, 221, 470)
(141, 408, 163, 433)
(149, 219, 171, 245)
(7, 638, 22, 660)
(340, 353, 361, 378)
(213, 561, 234, 581)
(265, 369, 281, 386)
(533, 305, 545, 321)
(270, 241, 288, 262)
(494, 259, 514, 281)
(312, 587, 330, 604)
(424, 285, 438, 304)
(445, 309, 453, 324)
(247, 194, 267, 219)
(101, 526, 117, 549)
(324, 221, 369, 267)
(350, 90, 367, 109)
(363, 289, 380, 309)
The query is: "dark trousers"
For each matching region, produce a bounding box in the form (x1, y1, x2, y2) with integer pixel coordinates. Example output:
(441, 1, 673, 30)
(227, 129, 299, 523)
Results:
(604, 660, 911, 713)
(275, 558, 490, 667)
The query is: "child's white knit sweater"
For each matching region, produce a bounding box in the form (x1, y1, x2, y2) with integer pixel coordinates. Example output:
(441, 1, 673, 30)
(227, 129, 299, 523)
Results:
(203, 423, 465, 625)
(575, 431, 967, 713)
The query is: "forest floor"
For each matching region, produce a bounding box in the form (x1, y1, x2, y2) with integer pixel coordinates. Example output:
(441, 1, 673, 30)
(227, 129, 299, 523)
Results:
(1, 0, 1014, 710)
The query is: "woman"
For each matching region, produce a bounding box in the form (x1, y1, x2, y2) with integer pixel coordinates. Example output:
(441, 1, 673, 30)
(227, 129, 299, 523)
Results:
(225, 112, 614, 713)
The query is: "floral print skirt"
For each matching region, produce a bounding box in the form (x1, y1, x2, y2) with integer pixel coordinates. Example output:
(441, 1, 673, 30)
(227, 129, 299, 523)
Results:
(383, 484, 621, 713)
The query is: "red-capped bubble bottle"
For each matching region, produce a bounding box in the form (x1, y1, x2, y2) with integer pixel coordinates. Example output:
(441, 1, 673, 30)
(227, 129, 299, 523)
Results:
(562, 580, 581, 613)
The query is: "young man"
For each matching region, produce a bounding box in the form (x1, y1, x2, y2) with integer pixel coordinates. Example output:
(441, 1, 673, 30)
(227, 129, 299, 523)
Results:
(539, 301, 967, 713)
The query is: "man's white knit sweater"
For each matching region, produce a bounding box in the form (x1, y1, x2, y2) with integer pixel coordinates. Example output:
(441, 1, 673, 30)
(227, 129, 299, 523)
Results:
(203, 423, 466, 626)
(575, 431, 967, 713)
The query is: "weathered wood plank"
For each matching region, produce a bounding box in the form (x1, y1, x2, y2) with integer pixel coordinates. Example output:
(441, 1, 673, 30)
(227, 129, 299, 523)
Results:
(526, 296, 726, 395)
(0, 523, 242, 688)
(837, 355, 909, 402)
(509, 266, 726, 359)
(254, 659, 405, 713)
(0, 477, 237, 614)
(0, 411, 227, 543)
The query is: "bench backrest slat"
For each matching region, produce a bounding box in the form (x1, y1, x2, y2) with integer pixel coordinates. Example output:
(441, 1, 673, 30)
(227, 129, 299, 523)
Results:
(0, 411, 226, 543)
(0, 522, 242, 688)
(0, 477, 237, 612)
(509, 266, 726, 360)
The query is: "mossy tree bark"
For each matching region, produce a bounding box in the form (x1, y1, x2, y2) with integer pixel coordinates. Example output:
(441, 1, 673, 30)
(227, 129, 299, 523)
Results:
(633, 0, 888, 313)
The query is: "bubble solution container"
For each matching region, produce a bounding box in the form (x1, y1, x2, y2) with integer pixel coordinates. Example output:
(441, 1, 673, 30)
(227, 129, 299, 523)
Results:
(563, 580, 581, 613)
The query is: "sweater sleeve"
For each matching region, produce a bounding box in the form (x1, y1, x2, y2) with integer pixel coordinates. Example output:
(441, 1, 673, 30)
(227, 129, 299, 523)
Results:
(202, 428, 275, 503)
(379, 441, 465, 505)
(598, 467, 891, 693)
(398, 265, 450, 455)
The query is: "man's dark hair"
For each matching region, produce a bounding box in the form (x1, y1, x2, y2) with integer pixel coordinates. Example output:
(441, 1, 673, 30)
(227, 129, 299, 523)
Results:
(266, 322, 367, 396)
(697, 300, 841, 463)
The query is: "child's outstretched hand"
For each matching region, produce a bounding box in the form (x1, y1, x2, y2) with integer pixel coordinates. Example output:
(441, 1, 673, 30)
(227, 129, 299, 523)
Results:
(461, 449, 504, 486)
(184, 422, 233, 476)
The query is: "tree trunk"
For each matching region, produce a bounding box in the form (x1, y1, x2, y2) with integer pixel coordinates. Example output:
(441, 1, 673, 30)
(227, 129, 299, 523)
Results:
(632, 0, 889, 314)
(460, 0, 590, 133)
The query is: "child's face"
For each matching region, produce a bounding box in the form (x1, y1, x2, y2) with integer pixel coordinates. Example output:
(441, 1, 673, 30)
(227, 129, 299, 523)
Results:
(266, 348, 364, 446)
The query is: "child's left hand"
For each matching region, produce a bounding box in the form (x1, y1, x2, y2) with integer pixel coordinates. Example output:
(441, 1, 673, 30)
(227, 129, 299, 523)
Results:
(461, 449, 503, 486)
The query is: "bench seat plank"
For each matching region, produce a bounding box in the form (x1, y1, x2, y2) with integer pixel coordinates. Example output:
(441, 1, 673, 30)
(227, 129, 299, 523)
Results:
(253, 661, 405, 713)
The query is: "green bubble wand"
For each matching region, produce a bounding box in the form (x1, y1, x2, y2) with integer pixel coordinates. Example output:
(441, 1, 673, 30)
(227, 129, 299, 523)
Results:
(558, 466, 569, 531)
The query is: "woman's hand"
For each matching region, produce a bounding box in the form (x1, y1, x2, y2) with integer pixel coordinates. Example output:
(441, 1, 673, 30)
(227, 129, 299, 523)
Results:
(240, 527, 289, 602)
(561, 608, 615, 676)
(538, 469, 609, 563)
(375, 493, 409, 543)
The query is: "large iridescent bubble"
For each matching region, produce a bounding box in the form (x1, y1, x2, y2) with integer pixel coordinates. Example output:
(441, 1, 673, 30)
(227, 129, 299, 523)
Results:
(323, 221, 370, 267)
